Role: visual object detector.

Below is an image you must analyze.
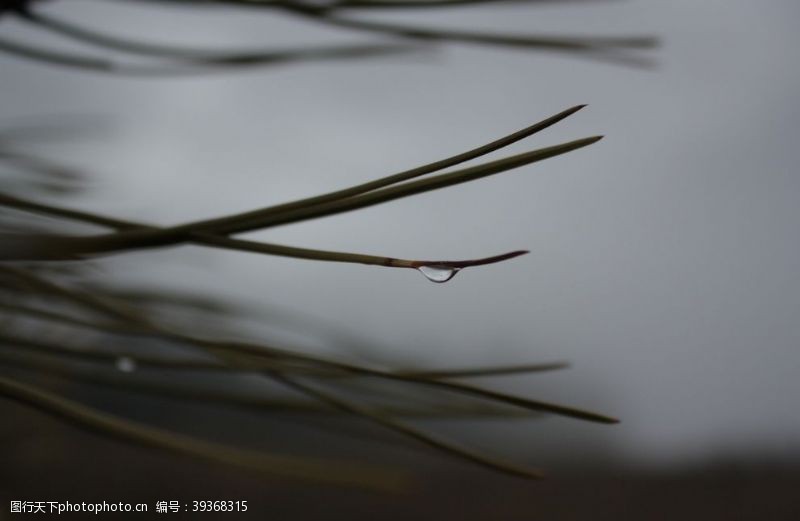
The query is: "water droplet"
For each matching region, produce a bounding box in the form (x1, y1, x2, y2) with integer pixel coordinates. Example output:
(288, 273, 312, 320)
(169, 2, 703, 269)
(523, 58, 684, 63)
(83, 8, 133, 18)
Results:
(115, 356, 137, 373)
(417, 265, 460, 283)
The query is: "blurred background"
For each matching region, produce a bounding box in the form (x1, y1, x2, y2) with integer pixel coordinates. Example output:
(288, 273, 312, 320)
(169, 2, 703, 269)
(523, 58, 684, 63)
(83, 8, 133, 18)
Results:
(1, 0, 799, 519)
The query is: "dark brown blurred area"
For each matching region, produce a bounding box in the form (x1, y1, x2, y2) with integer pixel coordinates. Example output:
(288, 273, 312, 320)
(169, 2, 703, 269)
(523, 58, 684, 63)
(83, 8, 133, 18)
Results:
(3, 397, 799, 521)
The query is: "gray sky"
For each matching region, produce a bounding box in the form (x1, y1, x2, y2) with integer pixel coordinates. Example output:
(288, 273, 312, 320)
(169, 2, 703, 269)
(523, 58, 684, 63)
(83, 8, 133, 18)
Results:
(2, 0, 799, 467)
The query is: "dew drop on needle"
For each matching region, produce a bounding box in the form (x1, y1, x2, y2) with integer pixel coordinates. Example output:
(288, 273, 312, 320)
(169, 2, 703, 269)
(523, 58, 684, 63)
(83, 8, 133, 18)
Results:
(417, 265, 460, 283)
(115, 356, 137, 373)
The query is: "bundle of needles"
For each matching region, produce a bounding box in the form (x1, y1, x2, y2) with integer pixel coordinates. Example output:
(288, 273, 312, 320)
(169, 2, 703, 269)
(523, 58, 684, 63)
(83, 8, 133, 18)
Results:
(1, 105, 618, 489)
